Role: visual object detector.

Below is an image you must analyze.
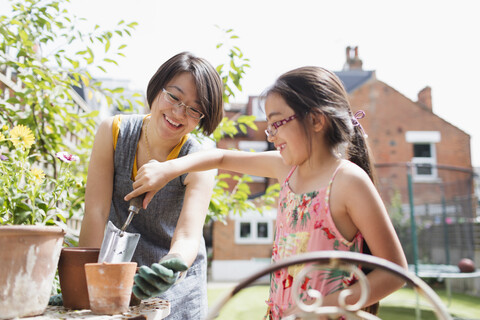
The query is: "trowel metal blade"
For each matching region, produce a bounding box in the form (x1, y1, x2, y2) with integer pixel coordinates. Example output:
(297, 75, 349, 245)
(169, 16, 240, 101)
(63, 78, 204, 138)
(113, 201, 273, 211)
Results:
(98, 220, 140, 263)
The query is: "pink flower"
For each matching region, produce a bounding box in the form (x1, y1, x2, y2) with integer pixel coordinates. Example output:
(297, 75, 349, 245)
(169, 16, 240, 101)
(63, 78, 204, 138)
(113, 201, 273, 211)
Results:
(322, 227, 336, 239)
(283, 274, 293, 289)
(55, 151, 79, 163)
(314, 220, 323, 229)
(274, 269, 283, 279)
(272, 243, 278, 256)
(301, 276, 311, 290)
(343, 274, 358, 287)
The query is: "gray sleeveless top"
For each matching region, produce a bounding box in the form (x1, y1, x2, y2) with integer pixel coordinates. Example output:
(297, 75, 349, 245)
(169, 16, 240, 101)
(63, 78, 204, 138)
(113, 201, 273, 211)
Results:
(108, 114, 208, 319)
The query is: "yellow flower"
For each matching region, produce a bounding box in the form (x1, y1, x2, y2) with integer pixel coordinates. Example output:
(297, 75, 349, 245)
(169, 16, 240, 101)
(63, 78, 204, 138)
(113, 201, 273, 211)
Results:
(30, 167, 45, 184)
(10, 125, 35, 150)
(0, 133, 4, 142)
(2, 125, 8, 131)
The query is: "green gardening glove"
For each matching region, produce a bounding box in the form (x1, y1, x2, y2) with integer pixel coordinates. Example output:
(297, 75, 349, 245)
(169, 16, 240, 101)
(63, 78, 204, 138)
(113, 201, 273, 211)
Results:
(48, 293, 63, 306)
(132, 253, 188, 300)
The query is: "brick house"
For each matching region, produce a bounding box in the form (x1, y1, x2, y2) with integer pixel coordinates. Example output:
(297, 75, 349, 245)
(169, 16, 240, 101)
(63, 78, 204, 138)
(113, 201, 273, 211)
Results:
(210, 47, 475, 282)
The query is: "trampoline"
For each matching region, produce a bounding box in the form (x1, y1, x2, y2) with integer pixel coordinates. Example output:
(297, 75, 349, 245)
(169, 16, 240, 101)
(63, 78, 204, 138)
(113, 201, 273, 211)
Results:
(409, 264, 480, 305)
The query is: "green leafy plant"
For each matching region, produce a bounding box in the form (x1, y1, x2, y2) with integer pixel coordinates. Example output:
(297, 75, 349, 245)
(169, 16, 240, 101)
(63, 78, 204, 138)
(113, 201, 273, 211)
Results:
(208, 174, 279, 223)
(0, 0, 137, 232)
(0, 124, 81, 226)
(0, 0, 276, 226)
(197, 28, 279, 223)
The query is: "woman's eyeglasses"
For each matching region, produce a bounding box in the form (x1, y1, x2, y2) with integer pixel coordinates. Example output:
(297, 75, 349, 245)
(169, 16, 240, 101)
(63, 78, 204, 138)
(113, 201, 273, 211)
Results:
(162, 89, 205, 120)
(265, 114, 297, 137)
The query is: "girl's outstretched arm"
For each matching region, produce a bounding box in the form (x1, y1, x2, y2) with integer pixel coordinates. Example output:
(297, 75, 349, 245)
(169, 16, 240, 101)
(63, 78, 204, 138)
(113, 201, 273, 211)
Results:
(124, 148, 287, 208)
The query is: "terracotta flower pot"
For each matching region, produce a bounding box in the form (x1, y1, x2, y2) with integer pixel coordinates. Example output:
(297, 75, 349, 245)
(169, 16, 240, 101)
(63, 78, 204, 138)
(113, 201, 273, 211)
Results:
(130, 267, 142, 306)
(58, 247, 100, 310)
(85, 262, 137, 315)
(0, 225, 65, 319)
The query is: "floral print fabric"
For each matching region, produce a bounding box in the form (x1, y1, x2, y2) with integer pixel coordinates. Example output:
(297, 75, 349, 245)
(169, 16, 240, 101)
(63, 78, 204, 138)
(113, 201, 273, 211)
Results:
(265, 163, 364, 319)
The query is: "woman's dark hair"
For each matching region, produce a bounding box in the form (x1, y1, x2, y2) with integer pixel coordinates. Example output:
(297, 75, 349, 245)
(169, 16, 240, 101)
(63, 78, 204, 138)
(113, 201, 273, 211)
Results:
(263, 66, 376, 183)
(146, 52, 224, 135)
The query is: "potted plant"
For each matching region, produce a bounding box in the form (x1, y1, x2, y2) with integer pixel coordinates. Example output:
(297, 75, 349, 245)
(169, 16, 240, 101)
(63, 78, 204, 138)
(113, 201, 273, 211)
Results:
(0, 124, 80, 319)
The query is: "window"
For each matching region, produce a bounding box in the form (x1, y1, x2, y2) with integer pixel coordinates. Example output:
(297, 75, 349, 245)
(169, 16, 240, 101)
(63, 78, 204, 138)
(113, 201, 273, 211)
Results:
(240, 222, 251, 238)
(257, 222, 269, 239)
(412, 143, 436, 177)
(238, 141, 269, 182)
(406, 131, 440, 181)
(251, 97, 266, 121)
(234, 209, 275, 244)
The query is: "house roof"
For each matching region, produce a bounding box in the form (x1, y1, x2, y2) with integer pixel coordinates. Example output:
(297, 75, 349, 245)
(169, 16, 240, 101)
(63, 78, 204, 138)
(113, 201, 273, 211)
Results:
(334, 70, 374, 93)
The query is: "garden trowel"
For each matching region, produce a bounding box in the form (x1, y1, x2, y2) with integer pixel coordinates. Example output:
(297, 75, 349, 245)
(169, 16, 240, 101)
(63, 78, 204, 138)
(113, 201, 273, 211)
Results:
(98, 195, 144, 263)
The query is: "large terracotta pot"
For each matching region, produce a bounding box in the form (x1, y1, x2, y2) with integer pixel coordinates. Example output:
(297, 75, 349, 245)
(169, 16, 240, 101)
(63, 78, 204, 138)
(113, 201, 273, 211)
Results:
(85, 262, 137, 315)
(58, 247, 100, 310)
(0, 225, 65, 319)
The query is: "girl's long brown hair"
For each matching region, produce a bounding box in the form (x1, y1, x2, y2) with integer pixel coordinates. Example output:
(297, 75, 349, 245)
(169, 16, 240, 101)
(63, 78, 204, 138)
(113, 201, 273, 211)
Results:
(264, 66, 375, 182)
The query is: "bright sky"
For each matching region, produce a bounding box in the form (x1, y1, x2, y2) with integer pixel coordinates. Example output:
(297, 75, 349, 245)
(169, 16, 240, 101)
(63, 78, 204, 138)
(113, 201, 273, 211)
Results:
(3, 0, 480, 166)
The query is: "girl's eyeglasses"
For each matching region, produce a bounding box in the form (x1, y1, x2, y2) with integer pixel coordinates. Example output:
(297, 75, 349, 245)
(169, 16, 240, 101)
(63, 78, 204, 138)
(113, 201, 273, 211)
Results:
(264, 114, 297, 137)
(162, 89, 205, 120)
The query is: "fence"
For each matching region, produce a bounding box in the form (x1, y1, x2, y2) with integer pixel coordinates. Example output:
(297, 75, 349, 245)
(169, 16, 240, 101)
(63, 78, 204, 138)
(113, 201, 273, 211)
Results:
(375, 162, 478, 267)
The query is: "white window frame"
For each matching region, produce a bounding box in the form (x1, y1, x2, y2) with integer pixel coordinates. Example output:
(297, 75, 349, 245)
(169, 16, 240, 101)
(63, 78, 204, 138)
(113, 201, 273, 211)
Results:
(234, 209, 275, 244)
(405, 131, 441, 182)
(251, 97, 266, 121)
(238, 141, 269, 182)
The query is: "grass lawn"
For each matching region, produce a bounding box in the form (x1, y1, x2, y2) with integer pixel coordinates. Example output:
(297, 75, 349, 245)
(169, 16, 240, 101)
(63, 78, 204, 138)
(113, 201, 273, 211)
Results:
(207, 284, 480, 319)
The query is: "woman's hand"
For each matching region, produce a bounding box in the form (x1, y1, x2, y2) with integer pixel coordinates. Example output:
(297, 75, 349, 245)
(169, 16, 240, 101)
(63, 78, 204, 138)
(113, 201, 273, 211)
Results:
(124, 160, 174, 208)
(132, 254, 188, 300)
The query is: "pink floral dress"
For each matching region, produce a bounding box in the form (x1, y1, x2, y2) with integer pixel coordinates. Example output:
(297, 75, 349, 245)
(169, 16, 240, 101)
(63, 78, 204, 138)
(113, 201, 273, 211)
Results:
(265, 162, 364, 319)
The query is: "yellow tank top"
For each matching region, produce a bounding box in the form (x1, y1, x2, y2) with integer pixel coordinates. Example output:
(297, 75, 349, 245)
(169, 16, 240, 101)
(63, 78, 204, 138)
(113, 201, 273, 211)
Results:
(112, 114, 188, 178)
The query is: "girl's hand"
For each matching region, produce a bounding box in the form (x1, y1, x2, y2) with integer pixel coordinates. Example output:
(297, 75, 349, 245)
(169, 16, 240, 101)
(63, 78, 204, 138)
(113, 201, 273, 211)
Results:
(124, 160, 173, 208)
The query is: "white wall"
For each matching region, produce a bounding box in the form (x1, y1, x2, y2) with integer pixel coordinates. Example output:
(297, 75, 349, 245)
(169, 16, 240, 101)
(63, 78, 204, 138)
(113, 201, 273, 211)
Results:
(211, 259, 271, 283)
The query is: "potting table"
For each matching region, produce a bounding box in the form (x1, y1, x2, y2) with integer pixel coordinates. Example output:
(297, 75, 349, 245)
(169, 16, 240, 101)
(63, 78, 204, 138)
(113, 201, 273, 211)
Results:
(20, 298, 170, 320)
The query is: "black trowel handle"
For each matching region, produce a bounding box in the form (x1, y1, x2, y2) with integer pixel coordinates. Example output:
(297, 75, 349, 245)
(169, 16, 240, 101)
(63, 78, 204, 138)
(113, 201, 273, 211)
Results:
(121, 194, 145, 232)
(128, 194, 146, 215)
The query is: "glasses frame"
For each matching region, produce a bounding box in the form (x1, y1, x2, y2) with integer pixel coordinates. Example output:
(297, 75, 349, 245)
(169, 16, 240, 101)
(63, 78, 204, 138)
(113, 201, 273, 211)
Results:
(162, 88, 205, 120)
(265, 114, 297, 138)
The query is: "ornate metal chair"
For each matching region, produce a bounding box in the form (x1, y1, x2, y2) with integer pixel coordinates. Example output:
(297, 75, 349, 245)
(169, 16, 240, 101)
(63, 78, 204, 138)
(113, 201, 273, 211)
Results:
(206, 251, 452, 320)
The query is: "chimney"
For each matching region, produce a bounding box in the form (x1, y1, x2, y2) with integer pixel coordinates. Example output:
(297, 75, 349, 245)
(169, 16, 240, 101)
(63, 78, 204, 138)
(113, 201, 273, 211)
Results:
(417, 86, 432, 111)
(343, 46, 363, 71)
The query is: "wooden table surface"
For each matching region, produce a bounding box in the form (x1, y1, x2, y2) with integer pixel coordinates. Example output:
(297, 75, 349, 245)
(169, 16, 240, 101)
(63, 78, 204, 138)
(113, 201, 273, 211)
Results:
(20, 298, 170, 320)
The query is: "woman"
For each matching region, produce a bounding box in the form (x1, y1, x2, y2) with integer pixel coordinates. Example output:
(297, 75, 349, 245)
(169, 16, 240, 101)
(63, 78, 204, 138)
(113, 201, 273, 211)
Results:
(79, 52, 223, 319)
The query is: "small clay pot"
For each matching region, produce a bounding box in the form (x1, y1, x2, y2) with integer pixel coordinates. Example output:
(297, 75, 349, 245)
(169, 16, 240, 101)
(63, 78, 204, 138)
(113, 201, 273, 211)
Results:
(85, 262, 137, 315)
(129, 267, 141, 307)
(58, 247, 100, 310)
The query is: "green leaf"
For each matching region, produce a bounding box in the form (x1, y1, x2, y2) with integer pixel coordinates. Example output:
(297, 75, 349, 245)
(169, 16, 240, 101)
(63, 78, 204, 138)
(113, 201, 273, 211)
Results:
(103, 58, 118, 66)
(6, 97, 20, 104)
(19, 29, 28, 42)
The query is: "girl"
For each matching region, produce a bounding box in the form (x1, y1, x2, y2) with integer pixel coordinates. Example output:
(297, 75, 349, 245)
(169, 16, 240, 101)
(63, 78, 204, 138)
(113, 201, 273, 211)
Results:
(125, 66, 408, 318)
(79, 52, 223, 319)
